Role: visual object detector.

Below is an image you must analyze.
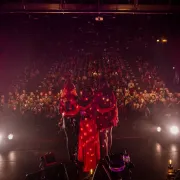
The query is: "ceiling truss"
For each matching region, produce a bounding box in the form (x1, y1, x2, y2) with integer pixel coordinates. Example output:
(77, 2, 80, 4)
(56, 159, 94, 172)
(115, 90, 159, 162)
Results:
(0, 1, 180, 14)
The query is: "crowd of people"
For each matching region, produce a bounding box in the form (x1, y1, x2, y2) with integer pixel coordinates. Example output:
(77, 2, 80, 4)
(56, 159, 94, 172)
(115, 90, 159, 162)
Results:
(0, 51, 178, 121)
(8, 59, 49, 94)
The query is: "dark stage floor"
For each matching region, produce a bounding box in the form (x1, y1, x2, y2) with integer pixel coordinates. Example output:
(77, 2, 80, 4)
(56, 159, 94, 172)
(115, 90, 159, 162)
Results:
(0, 121, 180, 180)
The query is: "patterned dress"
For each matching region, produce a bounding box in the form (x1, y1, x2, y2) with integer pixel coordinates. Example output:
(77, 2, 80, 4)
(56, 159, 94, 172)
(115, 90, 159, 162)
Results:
(78, 101, 100, 172)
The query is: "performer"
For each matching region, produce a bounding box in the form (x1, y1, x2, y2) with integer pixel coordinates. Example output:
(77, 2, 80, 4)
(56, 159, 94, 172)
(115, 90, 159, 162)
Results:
(95, 80, 118, 158)
(59, 77, 80, 162)
(78, 87, 100, 172)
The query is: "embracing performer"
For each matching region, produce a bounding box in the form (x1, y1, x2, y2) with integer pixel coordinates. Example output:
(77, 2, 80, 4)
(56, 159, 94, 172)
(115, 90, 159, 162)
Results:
(59, 76, 80, 162)
(78, 87, 100, 172)
(95, 79, 118, 158)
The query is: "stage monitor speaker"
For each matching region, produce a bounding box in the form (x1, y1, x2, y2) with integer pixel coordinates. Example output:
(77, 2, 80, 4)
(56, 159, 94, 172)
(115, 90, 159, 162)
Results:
(25, 163, 69, 180)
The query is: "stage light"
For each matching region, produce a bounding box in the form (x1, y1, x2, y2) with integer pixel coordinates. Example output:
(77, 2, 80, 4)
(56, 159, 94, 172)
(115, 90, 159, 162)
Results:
(157, 127, 161, 132)
(167, 159, 174, 177)
(0, 135, 2, 141)
(95, 16, 103, 21)
(156, 39, 160, 42)
(90, 169, 93, 175)
(162, 39, 167, 43)
(8, 134, 13, 140)
(170, 126, 179, 135)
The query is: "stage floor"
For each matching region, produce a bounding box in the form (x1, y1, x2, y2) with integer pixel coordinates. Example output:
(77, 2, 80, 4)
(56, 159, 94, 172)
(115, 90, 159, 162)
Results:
(0, 121, 180, 180)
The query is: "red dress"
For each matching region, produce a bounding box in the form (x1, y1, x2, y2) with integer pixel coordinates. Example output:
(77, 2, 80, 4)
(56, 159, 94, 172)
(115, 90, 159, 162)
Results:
(78, 103, 100, 172)
(95, 91, 118, 131)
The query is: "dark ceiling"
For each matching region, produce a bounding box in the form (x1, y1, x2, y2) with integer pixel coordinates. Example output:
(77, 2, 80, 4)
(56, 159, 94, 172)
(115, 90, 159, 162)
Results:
(1, 0, 180, 14)
(0, 0, 179, 4)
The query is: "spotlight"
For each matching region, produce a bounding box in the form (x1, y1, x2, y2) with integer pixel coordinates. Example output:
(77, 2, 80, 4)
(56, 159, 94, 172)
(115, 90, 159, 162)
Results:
(157, 127, 161, 132)
(170, 126, 179, 135)
(8, 134, 13, 140)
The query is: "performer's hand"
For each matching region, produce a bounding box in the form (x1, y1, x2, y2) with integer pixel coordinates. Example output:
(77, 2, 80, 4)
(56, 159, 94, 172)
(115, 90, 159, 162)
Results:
(58, 118, 64, 130)
(116, 118, 119, 126)
(58, 122, 63, 128)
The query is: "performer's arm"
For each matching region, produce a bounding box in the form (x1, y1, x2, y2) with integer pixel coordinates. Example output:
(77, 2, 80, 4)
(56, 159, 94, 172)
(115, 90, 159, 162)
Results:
(79, 100, 93, 111)
(63, 105, 80, 117)
(113, 103, 119, 126)
(97, 105, 116, 114)
(59, 100, 64, 115)
(113, 92, 119, 124)
(97, 91, 117, 114)
(58, 100, 64, 129)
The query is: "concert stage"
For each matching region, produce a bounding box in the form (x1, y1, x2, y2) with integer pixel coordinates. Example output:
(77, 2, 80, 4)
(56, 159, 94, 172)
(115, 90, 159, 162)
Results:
(0, 121, 180, 180)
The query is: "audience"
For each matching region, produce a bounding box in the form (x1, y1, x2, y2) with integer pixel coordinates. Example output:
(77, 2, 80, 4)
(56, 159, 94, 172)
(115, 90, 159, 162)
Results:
(0, 14, 179, 123)
(2, 51, 179, 122)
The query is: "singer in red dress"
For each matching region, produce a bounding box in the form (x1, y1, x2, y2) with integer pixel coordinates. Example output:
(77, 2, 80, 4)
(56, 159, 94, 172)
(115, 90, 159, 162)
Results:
(78, 87, 100, 172)
(59, 78, 80, 162)
(95, 80, 118, 158)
